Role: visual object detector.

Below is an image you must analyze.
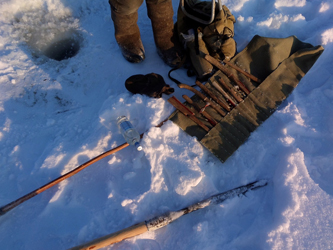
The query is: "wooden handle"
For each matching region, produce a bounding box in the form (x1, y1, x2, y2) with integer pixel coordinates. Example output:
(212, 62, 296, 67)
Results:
(69, 222, 148, 250)
(178, 84, 226, 117)
(210, 81, 237, 107)
(195, 81, 231, 111)
(223, 59, 262, 83)
(217, 78, 243, 103)
(182, 95, 217, 126)
(204, 54, 250, 95)
(168, 96, 210, 132)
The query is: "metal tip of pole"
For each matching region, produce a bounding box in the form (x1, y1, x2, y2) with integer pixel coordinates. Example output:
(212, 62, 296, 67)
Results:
(251, 179, 268, 190)
(0, 207, 6, 216)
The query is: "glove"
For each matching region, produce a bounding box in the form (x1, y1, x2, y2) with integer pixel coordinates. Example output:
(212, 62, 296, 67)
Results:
(125, 73, 174, 98)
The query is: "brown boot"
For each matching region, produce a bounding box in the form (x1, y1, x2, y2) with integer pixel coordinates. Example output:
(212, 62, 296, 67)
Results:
(146, 0, 182, 67)
(111, 10, 145, 63)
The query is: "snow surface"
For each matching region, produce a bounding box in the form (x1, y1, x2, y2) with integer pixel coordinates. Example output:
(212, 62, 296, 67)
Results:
(0, 0, 332, 249)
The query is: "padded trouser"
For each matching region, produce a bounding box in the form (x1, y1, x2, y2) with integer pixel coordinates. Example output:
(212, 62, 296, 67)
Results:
(109, 0, 170, 15)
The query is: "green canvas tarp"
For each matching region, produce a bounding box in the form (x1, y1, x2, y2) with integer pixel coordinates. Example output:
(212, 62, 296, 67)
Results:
(169, 35, 324, 162)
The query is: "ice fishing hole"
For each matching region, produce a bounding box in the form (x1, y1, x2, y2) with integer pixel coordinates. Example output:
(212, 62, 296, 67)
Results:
(42, 31, 82, 61)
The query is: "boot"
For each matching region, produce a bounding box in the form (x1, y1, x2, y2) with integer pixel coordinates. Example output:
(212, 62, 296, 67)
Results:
(146, 1, 182, 67)
(111, 10, 145, 63)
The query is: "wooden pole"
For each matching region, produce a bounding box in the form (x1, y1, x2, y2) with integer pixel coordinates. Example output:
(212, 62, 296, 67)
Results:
(69, 222, 148, 250)
(0, 141, 130, 216)
(68, 180, 268, 250)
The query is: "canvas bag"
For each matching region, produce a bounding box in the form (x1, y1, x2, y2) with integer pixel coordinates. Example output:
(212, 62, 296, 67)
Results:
(176, 1, 236, 79)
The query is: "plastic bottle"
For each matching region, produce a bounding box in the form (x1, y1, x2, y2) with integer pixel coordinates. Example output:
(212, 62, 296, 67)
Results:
(117, 116, 143, 151)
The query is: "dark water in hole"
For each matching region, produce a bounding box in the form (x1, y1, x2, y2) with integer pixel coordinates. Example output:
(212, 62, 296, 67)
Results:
(43, 37, 81, 61)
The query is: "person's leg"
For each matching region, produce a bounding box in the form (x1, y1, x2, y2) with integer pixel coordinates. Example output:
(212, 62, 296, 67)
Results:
(146, 0, 182, 67)
(109, 0, 145, 63)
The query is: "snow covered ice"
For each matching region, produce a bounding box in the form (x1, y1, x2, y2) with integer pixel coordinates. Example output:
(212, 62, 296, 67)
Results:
(0, 0, 333, 249)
